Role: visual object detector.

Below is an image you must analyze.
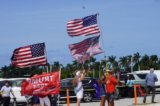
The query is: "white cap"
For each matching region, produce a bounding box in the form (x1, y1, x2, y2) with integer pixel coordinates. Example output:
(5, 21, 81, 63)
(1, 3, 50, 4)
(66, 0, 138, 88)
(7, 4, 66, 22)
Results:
(76, 71, 81, 76)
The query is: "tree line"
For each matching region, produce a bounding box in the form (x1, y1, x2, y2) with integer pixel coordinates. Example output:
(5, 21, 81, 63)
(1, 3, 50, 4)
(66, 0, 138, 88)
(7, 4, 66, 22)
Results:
(1, 52, 160, 78)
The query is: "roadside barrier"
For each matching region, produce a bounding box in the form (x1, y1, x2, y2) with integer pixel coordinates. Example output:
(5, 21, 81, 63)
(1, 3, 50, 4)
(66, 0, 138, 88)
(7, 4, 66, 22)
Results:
(134, 85, 137, 104)
(66, 89, 70, 106)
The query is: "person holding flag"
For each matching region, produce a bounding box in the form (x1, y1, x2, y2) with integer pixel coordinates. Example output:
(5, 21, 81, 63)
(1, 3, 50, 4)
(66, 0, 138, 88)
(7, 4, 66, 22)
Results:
(72, 70, 87, 106)
(106, 70, 120, 106)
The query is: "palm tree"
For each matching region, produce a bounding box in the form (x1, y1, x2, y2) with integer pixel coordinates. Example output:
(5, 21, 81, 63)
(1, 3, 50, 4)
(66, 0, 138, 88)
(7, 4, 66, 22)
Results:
(93, 61, 102, 78)
(112, 61, 119, 69)
(108, 56, 116, 69)
(101, 60, 108, 71)
(53, 61, 63, 71)
(133, 52, 141, 71)
(1, 66, 9, 78)
(66, 64, 74, 77)
(119, 56, 128, 71)
(127, 55, 132, 68)
(150, 55, 158, 69)
(140, 54, 150, 70)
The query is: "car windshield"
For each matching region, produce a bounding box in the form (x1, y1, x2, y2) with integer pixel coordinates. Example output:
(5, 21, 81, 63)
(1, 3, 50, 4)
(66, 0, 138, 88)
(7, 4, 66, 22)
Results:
(120, 74, 135, 80)
(136, 74, 147, 79)
(61, 79, 72, 87)
(120, 74, 127, 81)
(12, 79, 25, 87)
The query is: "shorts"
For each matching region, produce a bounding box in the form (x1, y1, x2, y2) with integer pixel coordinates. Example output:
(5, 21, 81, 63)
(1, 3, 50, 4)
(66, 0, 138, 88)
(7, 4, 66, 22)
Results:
(33, 95, 39, 104)
(76, 89, 83, 99)
(107, 93, 114, 102)
(100, 94, 107, 97)
(39, 96, 51, 105)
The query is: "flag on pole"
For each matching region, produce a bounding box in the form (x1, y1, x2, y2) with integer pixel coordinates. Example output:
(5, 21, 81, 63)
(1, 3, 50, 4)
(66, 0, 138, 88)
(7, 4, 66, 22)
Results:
(67, 14, 101, 37)
(11, 43, 47, 68)
(68, 35, 103, 63)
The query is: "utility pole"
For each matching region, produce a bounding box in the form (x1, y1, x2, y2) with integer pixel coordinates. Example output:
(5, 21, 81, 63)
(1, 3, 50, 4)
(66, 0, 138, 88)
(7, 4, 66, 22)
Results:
(131, 57, 133, 72)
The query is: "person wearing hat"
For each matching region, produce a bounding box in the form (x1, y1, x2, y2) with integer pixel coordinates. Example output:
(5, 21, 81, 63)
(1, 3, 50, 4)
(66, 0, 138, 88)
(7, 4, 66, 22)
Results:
(106, 70, 120, 106)
(72, 70, 86, 106)
(0, 81, 15, 106)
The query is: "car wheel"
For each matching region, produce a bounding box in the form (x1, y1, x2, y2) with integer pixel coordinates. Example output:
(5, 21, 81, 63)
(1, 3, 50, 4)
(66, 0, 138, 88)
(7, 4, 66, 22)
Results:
(82, 92, 93, 102)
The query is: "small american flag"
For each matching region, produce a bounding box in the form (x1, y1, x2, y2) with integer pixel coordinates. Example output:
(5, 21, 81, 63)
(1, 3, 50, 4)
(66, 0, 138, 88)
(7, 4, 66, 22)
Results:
(67, 14, 101, 37)
(11, 43, 47, 68)
(68, 35, 103, 63)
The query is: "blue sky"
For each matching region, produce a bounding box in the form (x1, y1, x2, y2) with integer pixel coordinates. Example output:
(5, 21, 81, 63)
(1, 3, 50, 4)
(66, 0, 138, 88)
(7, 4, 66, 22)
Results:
(0, 0, 160, 67)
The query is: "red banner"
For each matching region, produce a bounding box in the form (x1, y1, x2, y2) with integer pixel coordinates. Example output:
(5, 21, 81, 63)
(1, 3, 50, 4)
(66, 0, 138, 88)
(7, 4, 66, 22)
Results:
(21, 71, 60, 96)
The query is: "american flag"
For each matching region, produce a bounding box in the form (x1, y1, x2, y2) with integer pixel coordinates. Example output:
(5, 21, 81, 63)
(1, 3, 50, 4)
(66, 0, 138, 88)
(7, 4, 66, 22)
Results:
(68, 35, 103, 63)
(11, 43, 47, 68)
(67, 14, 101, 37)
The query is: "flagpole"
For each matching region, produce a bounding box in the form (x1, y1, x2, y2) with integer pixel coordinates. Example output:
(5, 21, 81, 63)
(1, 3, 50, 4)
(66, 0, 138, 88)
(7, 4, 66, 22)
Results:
(58, 67, 61, 106)
(97, 13, 109, 74)
(44, 42, 49, 73)
(50, 64, 52, 73)
(47, 66, 49, 73)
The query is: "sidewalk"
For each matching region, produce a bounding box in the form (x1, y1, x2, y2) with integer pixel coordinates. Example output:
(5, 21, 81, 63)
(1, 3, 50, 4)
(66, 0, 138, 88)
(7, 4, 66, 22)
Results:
(131, 103, 160, 106)
(63, 93, 160, 106)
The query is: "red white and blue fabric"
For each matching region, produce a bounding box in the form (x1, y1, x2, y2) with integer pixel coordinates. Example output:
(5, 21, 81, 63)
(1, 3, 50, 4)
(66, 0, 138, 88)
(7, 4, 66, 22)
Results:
(11, 43, 47, 68)
(68, 35, 103, 63)
(67, 14, 101, 37)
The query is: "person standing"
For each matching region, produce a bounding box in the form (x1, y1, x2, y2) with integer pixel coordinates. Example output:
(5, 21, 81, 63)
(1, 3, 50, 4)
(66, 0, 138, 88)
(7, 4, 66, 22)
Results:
(98, 75, 107, 106)
(106, 70, 120, 106)
(126, 76, 134, 97)
(124, 75, 129, 97)
(0, 81, 16, 106)
(143, 68, 158, 103)
(72, 70, 86, 106)
(39, 95, 51, 106)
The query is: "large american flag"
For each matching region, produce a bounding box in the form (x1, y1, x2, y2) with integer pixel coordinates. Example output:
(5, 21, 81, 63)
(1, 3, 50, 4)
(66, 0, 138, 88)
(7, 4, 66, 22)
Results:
(67, 14, 101, 37)
(11, 43, 47, 68)
(68, 35, 103, 63)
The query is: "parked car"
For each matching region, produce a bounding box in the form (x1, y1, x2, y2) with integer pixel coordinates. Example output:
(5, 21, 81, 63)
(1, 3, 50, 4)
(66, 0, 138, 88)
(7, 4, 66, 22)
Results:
(118, 72, 147, 97)
(120, 73, 147, 86)
(60, 77, 97, 102)
(133, 70, 160, 91)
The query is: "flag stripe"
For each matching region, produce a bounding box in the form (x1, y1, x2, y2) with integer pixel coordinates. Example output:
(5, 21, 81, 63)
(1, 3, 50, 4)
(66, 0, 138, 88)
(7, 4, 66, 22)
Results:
(69, 31, 101, 37)
(68, 29, 100, 35)
(14, 49, 31, 54)
(14, 53, 32, 57)
(67, 25, 99, 31)
(12, 57, 46, 63)
(13, 62, 47, 68)
(13, 58, 46, 65)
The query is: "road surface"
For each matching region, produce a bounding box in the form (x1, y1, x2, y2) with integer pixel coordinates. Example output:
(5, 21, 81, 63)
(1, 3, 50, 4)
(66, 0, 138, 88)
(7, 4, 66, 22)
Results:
(62, 93, 160, 106)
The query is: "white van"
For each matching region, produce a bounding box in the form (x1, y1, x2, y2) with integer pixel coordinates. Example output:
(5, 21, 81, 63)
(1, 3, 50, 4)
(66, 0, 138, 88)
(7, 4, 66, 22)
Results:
(133, 70, 160, 91)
